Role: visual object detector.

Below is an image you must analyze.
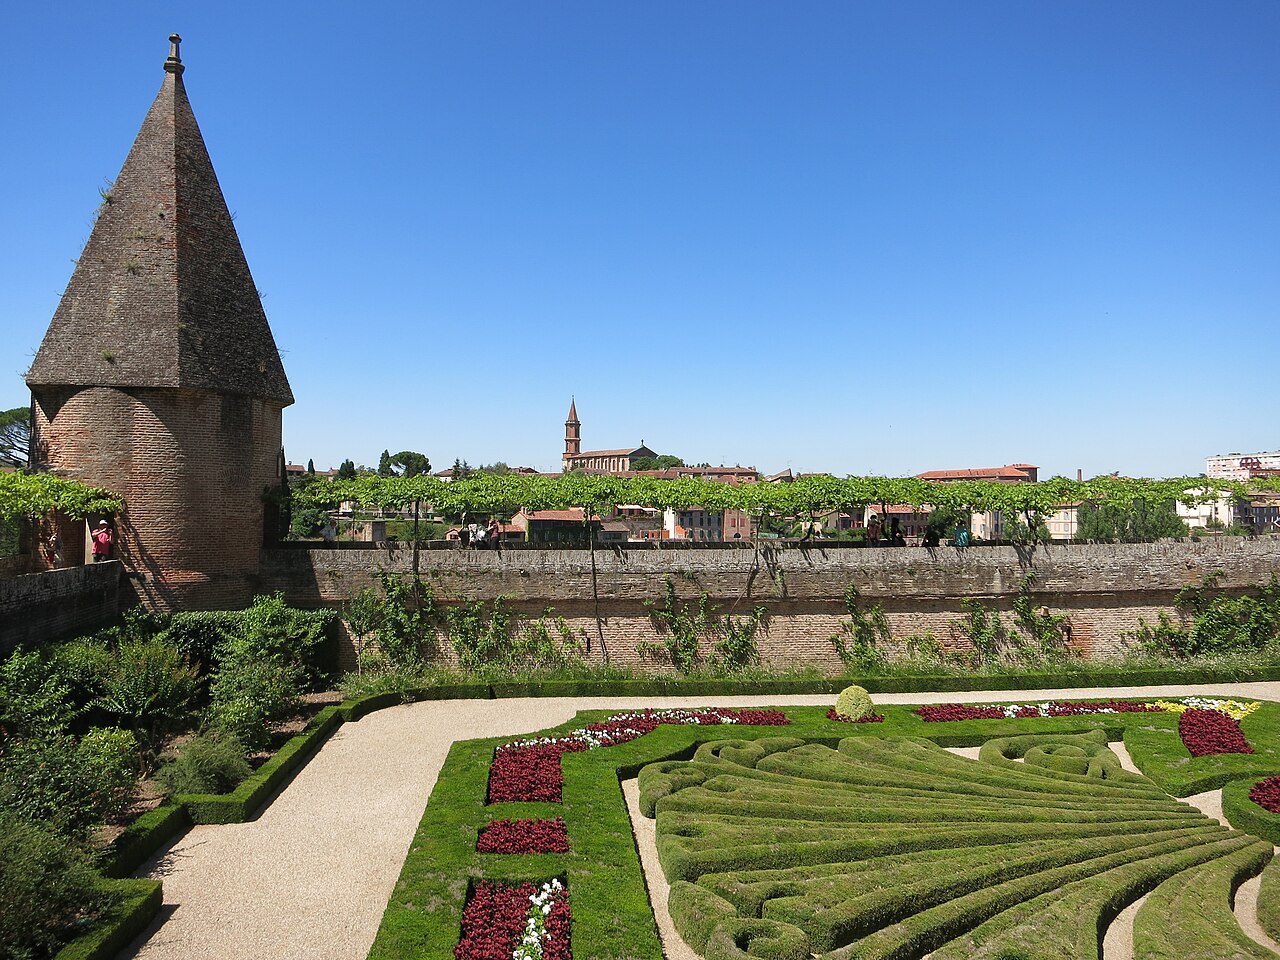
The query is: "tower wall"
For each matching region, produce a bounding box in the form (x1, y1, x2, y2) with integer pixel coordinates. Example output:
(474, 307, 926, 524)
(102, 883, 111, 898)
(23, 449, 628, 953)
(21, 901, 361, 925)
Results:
(32, 385, 283, 610)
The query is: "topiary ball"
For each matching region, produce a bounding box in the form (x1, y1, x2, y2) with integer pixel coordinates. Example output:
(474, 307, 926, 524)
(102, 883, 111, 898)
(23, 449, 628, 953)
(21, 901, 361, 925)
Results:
(835, 684, 874, 721)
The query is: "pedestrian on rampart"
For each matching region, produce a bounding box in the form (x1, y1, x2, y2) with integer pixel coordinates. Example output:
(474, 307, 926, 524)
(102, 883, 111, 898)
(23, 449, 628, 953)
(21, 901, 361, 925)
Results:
(91, 520, 113, 562)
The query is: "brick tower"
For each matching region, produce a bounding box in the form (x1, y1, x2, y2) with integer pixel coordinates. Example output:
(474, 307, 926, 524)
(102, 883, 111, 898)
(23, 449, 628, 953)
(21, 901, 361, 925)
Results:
(26, 36, 293, 611)
(563, 397, 581, 465)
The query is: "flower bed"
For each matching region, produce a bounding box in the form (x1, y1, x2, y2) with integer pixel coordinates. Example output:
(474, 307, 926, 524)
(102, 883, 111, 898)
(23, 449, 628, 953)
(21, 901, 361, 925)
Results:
(1249, 776, 1280, 814)
(826, 708, 885, 723)
(1178, 708, 1254, 757)
(489, 708, 790, 804)
(477, 817, 569, 855)
(915, 699, 1164, 722)
(455, 879, 569, 960)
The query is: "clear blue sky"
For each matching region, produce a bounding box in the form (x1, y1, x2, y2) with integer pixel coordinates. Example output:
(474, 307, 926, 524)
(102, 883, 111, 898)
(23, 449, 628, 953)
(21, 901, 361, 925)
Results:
(3, 2, 1277, 478)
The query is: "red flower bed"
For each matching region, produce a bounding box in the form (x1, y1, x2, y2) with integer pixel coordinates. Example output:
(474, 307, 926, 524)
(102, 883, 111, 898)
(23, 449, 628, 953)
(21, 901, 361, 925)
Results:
(1178, 708, 1254, 756)
(826, 708, 885, 723)
(476, 817, 570, 854)
(488, 707, 789, 803)
(455, 879, 570, 960)
(914, 700, 1163, 722)
(487, 741, 587, 803)
(1249, 776, 1280, 813)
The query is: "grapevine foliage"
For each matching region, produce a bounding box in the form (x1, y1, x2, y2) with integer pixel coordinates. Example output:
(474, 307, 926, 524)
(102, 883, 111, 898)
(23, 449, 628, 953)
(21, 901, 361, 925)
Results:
(0, 473, 122, 520)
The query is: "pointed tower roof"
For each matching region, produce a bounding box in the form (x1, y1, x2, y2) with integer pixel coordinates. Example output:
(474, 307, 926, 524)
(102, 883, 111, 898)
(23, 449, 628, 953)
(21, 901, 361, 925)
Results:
(566, 397, 579, 423)
(28, 35, 293, 405)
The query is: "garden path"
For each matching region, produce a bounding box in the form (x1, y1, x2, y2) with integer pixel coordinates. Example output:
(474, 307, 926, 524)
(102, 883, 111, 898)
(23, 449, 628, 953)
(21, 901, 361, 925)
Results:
(119, 681, 1280, 960)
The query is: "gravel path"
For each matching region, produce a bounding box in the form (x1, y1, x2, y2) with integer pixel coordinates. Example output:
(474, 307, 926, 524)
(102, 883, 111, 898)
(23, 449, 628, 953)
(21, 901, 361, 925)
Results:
(119, 681, 1280, 960)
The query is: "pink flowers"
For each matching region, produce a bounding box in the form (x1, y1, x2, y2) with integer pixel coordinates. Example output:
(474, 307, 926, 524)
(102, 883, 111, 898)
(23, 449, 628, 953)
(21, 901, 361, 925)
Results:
(487, 707, 790, 804)
(914, 700, 1163, 722)
(826, 708, 885, 723)
(1249, 776, 1280, 813)
(477, 818, 570, 855)
(1178, 708, 1254, 756)
(455, 879, 570, 960)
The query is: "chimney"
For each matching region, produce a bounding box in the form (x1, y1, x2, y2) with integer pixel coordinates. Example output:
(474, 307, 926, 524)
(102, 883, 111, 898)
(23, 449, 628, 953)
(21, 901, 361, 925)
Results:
(1077, 468, 1083, 482)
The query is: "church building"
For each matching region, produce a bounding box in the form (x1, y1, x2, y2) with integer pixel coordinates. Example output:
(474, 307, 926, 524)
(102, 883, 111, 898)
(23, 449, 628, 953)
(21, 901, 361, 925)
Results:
(560, 399, 656, 473)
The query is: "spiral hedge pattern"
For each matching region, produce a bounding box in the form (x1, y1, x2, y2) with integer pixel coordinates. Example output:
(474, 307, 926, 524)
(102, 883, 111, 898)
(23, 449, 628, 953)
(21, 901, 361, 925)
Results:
(640, 731, 1273, 960)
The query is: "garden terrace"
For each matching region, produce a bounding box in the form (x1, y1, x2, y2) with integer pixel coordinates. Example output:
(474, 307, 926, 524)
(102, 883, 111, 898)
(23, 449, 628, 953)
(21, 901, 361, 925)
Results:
(366, 691, 1280, 960)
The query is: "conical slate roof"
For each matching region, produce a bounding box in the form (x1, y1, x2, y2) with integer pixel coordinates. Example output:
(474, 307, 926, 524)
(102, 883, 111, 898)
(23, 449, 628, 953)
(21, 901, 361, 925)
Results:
(28, 37, 293, 405)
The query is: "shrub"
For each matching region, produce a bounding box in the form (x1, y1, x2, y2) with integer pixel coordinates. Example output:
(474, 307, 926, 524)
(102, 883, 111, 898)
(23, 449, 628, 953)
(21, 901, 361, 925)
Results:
(208, 652, 303, 752)
(0, 809, 115, 960)
(49, 638, 115, 714)
(94, 639, 200, 751)
(234, 593, 333, 684)
(833, 685, 874, 721)
(0, 649, 79, 740)
(0, 729, 138, 840)
(156, 728, 251, 796)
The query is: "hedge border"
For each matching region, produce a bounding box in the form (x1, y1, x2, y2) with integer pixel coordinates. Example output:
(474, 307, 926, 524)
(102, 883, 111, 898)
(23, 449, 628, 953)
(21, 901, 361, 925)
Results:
(98, 803, 191, 879)
(52, 878, 162, 960)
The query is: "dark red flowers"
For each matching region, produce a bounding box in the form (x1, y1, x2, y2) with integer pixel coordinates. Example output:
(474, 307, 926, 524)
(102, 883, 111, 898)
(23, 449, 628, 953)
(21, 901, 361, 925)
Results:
(487, 708, 790, 804)
(477, 817, 570, 854)
(487, 741, 587, 804)
(455, 879, 570, 960)
(1178, 708, 1254, 756)
(1250, 776, 1280, 813)
(826, 708, 885, 723)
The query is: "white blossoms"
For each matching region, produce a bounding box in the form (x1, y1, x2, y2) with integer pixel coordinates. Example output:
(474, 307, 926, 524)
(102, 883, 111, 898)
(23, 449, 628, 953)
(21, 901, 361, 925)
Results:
(513, 879, 565, 960)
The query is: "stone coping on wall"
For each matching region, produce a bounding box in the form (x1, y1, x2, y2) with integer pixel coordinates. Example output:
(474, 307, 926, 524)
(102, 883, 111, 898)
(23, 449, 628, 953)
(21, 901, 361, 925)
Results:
(260, 537, 1280, 606)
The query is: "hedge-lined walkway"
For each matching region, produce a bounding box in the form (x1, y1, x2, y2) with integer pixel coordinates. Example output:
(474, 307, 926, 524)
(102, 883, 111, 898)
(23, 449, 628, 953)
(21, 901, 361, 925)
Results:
(121, 682, 1280, 960)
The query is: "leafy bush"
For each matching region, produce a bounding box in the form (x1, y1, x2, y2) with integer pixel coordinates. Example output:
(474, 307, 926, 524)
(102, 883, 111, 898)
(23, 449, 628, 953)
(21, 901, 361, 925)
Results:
(93, 639, 200, 752)
(159, 611, 239, 673)
(829, 585, 890, 671)
(208, 652, 302, 752)
(234, 593, 333, 684)
(156, 728, 251, 796)
(0, 650, 79, 740)
(0, 809, 115, 960)
(834, 684, 874, 720)
(0, 728, 138, 839)
(1129, 576, 1280, 658)
(49, 638, 115, 716)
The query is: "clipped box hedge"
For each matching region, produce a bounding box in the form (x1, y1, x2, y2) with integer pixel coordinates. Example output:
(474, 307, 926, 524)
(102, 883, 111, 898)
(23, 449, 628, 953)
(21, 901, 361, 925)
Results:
(178, 705, 345, 823)
(98, 803, 191, 879)
(52, 878, 162, 960)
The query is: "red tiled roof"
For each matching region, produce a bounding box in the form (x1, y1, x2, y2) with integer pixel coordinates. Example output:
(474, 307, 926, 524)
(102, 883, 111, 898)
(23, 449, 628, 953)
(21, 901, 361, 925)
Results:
(523, 509, 603, 522)
(917, 466, 1033, 481)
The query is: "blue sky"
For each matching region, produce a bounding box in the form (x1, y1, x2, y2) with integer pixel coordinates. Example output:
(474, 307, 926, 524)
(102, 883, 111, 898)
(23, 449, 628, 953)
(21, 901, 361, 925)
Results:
(3, 2, 1277, 477)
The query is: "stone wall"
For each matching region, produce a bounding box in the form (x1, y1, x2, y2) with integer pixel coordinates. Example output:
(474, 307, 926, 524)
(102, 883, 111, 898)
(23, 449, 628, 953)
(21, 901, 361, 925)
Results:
(259, 538, 1280, 672)
(0, 562, 122, 655)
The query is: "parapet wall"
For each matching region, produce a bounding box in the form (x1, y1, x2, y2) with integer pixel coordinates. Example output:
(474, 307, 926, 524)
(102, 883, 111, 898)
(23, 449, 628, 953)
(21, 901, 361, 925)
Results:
(0, 562, 122, 655)
(259, 538, 1280, 671)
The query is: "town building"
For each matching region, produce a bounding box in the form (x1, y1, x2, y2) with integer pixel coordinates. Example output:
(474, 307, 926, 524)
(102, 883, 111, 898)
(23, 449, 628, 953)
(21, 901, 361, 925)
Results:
(560, 399, 656, 472)
(1205, 452, 1280, 481)
(26, 37, 292, 609)
(915, 464, 1039, 541)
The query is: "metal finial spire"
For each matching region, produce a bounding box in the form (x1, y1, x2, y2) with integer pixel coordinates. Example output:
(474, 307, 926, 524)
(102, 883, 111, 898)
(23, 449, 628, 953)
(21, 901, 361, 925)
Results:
(165, 34, 185, 75)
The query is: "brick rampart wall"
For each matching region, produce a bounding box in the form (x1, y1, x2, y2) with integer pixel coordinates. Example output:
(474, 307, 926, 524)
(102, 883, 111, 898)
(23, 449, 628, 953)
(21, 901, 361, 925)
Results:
(0, 562, 122, 655)
(260, 538, 1280, 672)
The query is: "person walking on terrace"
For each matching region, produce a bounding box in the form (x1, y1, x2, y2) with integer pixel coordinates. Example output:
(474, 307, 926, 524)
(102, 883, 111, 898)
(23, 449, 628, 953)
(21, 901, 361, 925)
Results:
(91, 520, 113, 562)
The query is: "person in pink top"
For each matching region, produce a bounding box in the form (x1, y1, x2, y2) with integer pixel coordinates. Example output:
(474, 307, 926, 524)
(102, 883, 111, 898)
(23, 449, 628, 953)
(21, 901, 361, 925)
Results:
(91, 520, 114, 562)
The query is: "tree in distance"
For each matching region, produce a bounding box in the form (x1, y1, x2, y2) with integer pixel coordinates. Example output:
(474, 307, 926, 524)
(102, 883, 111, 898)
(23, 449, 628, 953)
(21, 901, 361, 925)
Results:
(0, 407, 30, 469)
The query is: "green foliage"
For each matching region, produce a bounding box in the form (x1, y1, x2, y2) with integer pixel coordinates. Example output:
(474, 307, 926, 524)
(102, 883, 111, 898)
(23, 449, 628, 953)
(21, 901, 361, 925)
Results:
(1077, 498, 1189, 542)
(0, 729, 137, 839)
(0, 471, 121, 521)
(0, 405, 30, 469)
(715, 606, 768, 670)
(372, 572, 441, 668)
(389, 451, 430, 477)
(156, 728, 251, 796)
(208, 650, 302, 753)
(337, 459, 358, 480)
(93, 640, 199, 752)
(0, 649, 80, 739)
(834, 684, 874, 720)
(377, 449, 394, 477)
(0, 809, 116, 960)
(291, 471, 1277, 535)
(1129, 575, 1280, 658)
(643, 581, 716, 673)
(630, 455, 686, 471)
(443, 597, 514, 670)
(829, 585, 891, 670)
